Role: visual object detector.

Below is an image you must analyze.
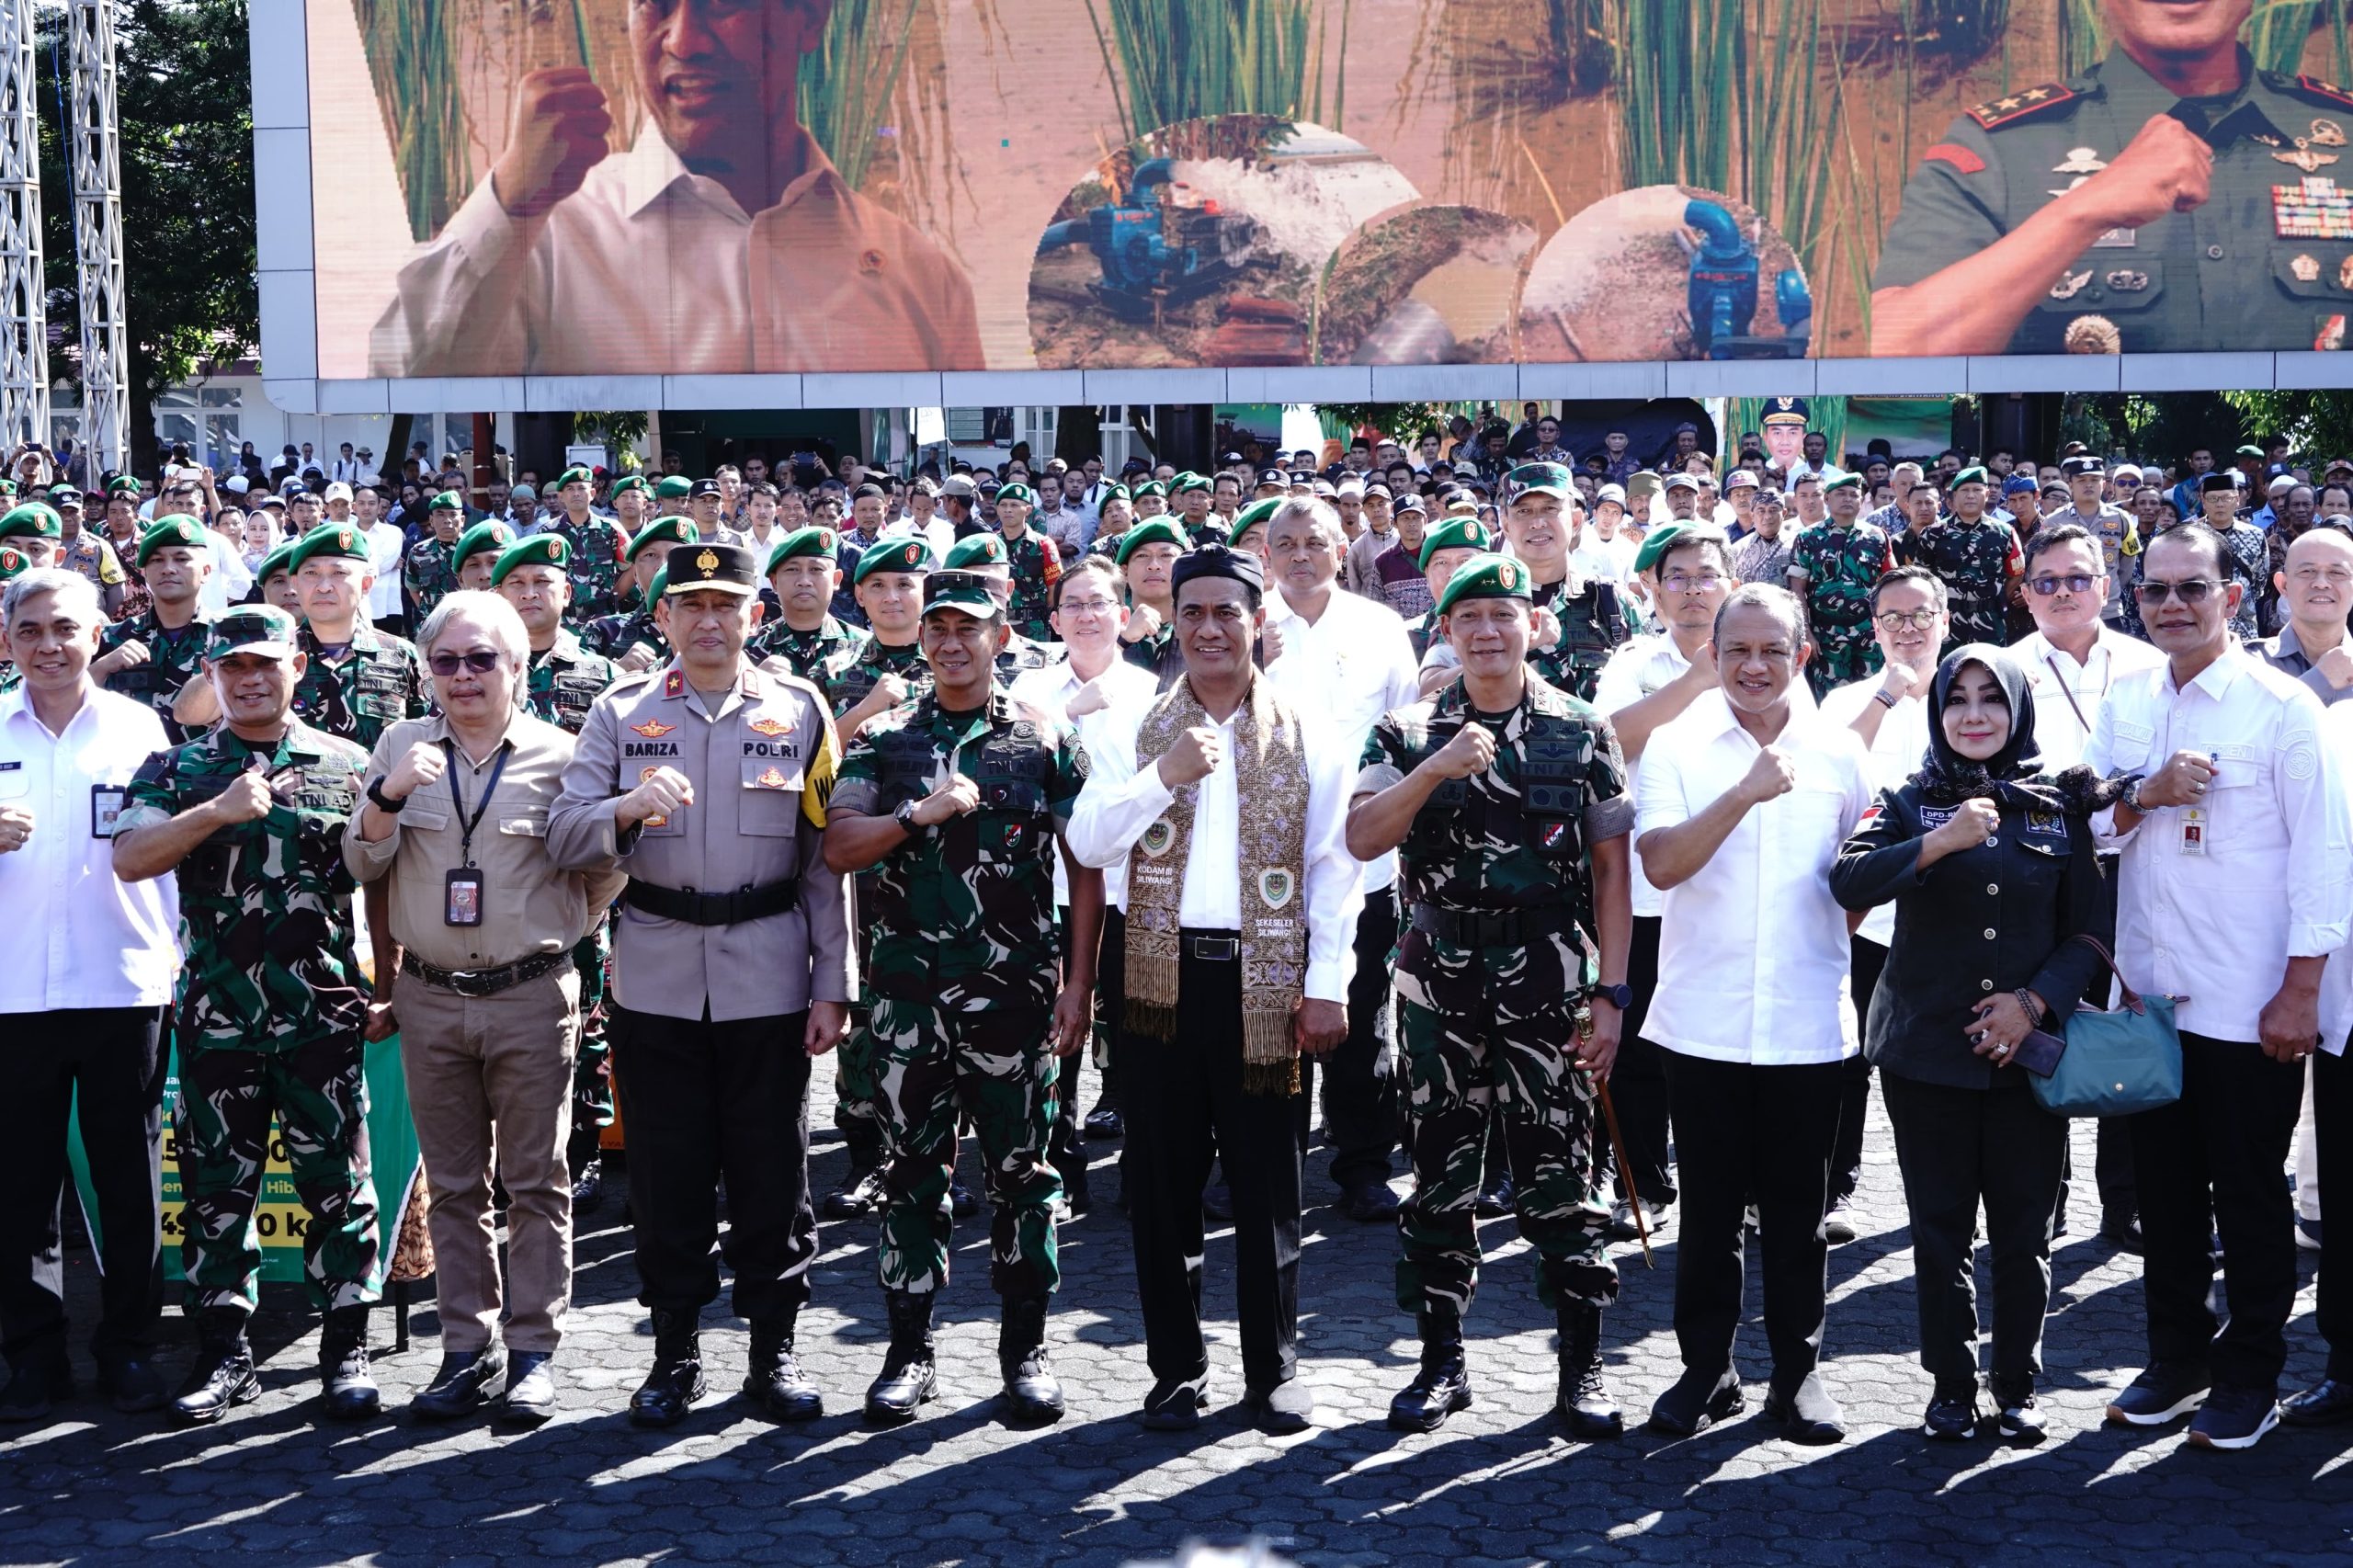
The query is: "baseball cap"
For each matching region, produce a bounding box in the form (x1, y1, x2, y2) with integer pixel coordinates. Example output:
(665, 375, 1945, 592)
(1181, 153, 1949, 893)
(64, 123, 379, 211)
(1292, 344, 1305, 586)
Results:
(206, 605, 301, 662)
(921, 568, 1001, 619)
(323, 481, 354, 503)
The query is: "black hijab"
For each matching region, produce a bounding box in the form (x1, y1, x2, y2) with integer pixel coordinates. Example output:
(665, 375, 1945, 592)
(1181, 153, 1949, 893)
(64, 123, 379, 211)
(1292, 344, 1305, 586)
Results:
(1908, 642, 2124, 817)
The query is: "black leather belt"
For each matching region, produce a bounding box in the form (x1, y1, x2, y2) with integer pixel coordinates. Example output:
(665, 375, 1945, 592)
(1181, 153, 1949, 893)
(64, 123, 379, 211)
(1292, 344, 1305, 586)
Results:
(1411, 903, 1574, 948)
(400, 949, 570, 999)
(1178, 927, 1241, 961)
(623, 876, 801, 926)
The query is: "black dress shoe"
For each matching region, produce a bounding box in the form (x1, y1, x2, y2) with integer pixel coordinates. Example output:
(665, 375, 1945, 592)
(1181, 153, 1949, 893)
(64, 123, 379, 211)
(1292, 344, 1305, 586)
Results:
(410, 1348, 508, 1421)
(96, 1353, 166, 1415)
(2100, 1215, 2145, 1256)
(1763, 1372, 1847, 1444)
(2282, 1377, 2353, 1426)
(1475, 1172, 1515, 1218)
(1084, 1103, 1124, 1140)
(1140, 1372, 1210, 1430)
(1341, 1182, 1402, 1222)
(501, 1352, 557, 1425)
(0, 1355, 72, 1424)
(1243, 1379, 1314, 1433)
(1648, 1366, 1743, 1436)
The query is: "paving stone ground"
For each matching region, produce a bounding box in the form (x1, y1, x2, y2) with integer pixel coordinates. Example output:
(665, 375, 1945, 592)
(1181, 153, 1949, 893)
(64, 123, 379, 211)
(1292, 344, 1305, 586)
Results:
(5, 1055, 2348, 1567)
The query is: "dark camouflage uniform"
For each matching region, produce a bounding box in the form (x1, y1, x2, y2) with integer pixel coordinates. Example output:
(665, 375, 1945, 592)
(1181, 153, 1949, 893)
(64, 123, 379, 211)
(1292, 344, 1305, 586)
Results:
(118, 722, 381, 1314)
(551, 513, 630, 623)
(290, 622, 431, 751)
(831, 689, 1089, 1297)
(1529, 578, 1632, 702)
(1358, 676, 1630, 1316)
(828, 637, 930, 722)
(995, 629, 1063, 681)
(1790, 520, 1894, 696)
(750, 614, 864, 690)
(1118, 623, 1184, 690)
(97, 608, 213, 743)
(402, 535, 460, 625)
(1002, 529, 1063, 642)
(1911, 517, 2018, 652)
(580, 603, 668, 665)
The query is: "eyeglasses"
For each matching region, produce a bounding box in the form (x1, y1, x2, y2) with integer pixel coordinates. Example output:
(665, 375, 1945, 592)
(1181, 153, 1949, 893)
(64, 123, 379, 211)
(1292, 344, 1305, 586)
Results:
(1662, 571, 1725, 594)
(1873, 608, 1940, 631)
(426, 650, 503, 676)
(2134, 579, 2220, 604)
(1058, 597, 1120, 618)
(2027, 574, 2097, 596)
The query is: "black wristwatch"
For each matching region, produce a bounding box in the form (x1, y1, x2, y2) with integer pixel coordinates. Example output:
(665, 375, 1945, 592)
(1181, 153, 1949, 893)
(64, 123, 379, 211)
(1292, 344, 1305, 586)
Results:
(366, 778, 406, 814)
(893, 799, 925, 837)
(1595, 983, 1634, 1011)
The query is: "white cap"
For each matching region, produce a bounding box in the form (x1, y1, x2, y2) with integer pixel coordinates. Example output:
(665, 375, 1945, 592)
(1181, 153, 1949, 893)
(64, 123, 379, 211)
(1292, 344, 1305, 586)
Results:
(2268, 473, 2297, 497)
(323, 481, 353, 502)
(1597, 483, 1626, 506)
(222, 474, 251, 494)
(2112, 464, 2143, 483)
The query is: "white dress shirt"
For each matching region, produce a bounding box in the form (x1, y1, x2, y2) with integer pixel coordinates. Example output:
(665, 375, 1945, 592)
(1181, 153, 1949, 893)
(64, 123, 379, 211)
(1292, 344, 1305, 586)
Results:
(1264, 582, 1422, 894)
(2319, 702, 2353, 1051)
(1635, 691, 1871, 1064)
(1066, 684, 1363, 1003)
(197, 528, 255, 620)
(2012, 626, 2165, 770)
(369, 124, 983, 377)
(1009, 655, 1159, 911)
(364, 521, 408, 619)
(1593, 631, 1696, 920)
(0, 685, 178, 1013)
(2086, 647, 2352, 1045)
(1817, 676, 1930, 948)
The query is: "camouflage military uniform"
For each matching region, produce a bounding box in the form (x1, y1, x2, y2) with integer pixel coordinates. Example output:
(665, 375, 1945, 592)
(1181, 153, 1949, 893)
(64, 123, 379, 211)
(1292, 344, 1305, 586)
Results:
(118, 722, 381, 1314)
(829, 636, 930, 722)
(553, 514, 630, 623)
(1358, 676, 1628, 1317)
(1002, 530, 1063, 642)
(751, 614, 865, 689)
(402, 535, 459, 625)
(290, 622, 431, 751)
(995, 630, 1063, 681)
(97, 608, 213, 743)
(1911, 517, 2018, 651)
(831, 689, 1089, 1298)
(1118, 624, 1184, 690)
(1529, 578, 1631, 702)
(581, 602, 668, 665)
(1790, 520, 1894, 696)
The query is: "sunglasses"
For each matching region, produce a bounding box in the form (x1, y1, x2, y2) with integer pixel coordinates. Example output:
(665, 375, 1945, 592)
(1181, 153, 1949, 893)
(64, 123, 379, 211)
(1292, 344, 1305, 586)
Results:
(2134, 579, 2221, 604)
(426, 650, 503, 676)
(2026, 574, 2097, 596)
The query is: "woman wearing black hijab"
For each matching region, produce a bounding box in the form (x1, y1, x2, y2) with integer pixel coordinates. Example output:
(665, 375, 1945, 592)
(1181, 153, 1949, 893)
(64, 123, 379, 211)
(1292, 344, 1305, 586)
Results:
(1832, 644, 2117, 1442)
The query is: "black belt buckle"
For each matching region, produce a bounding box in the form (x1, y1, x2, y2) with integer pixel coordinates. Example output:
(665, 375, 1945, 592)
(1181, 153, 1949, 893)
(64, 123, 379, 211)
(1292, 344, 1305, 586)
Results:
(1467, 910, 1518, 947)
(1186, 936, 1240, 961)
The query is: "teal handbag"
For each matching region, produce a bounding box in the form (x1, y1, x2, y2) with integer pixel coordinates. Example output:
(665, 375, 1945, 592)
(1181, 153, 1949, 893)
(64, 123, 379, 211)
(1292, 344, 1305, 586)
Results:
(2024, 937, 2184, 1119)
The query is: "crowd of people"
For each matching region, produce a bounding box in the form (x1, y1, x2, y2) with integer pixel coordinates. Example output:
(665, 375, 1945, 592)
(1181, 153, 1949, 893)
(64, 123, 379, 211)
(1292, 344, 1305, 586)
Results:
(2, 403, 2348, 1462)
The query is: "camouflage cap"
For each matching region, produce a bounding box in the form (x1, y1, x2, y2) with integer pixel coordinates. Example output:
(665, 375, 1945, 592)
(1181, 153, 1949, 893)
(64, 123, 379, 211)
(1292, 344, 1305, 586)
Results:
(1416, 516, 1492, 569)
(490, 531, 571, 585)
(452, 519, 516, 567)
(206, 603, 301, 662)
(1432, 551, 1533, 618)
(136, 514, 210, 565)
(625, 515, 696, 562)
(921, 568, 1002, 620)
(855, 534, 932, 583)
(765, 525, 839, 576)
(285, 521, 372, 572)
(942, 532, 1008, 571)
(0, 502, 61, 540)
(1113, 518, 1188, 565)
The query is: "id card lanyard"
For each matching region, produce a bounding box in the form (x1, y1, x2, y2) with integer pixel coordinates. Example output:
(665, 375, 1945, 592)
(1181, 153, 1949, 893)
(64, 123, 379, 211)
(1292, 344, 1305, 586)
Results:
(442, 739, 510, 926)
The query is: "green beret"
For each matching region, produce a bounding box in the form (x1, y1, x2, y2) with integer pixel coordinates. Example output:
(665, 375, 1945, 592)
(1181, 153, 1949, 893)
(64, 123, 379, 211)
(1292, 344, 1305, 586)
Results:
(136, 514, 210, 565)
(1433, 552, 1535, 618)
(1416, 517, 1492, 570)
(943, 532, 1007, 570)
(625, 516, 696, 562)
(1631, 523, 1690, 575)
(856, 534, 932, 583)
(610, 474, 649, 498)
(1131, 480, 1166, 500)
(765, 525, 839, 576)
(2234, 443, 2265, 459)
(1229, 498, 1281, 538)
(0, 478, 20, 499)
(1950, 465, 1988, 488)
(555, 466, 594, 489)
(427, 490, 464, 514)
(1823, 472, 1863, 494)
(644, 567, 668, 602)
(0, 502, 62, 540)
(255, 540, 298, 583)
(455, 519, 518, 568)
(1506, 461, 1573, 499)
(490, 532, 571, 585)
(1099, 483, 1131, 503)
(206, 604, 301, 662)
(1115, 518, 1188, 564)
(1173, 472, 1212, 495)
(995, 483, 1037, 506)
(654, 475, 693, 499)
(0, 543, 29, 580)
(922, 568, 1001, 620)
(106, 475, 142, 496)
(285, 521, 372, 573)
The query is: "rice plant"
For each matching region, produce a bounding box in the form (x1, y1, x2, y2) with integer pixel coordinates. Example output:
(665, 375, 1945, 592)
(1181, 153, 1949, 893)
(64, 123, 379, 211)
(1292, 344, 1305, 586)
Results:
(798, 0, 926, 191)
(1086, 0, 1338, 153)
(352, 0, 473, 242)
(2059, 0, 2107, 77)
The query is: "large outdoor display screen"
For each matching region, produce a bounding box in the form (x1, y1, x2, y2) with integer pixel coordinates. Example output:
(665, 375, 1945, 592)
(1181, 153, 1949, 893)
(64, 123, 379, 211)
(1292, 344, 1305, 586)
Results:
(307, 0, 2353, 379)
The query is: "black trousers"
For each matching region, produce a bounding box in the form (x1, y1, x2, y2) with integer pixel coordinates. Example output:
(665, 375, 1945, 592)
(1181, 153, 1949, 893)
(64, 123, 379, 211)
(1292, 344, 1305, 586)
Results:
(2317, 1045, 2353, 1380)
(1833, 937, 1887, 1208)
(1609, 916, 1676, 1206)
(0, 1007, 165, 1369)
(1665, 1052, 1845, 1388)
(1302, 885, 1399, 1191)
(2129, 1030, 2304, 1391)
(1050, 906, 1125, 1178)
(1881, 1073, 2067, 1392)
(611, 1004, 816, 1320)
(1126, 939, 1303, 1390)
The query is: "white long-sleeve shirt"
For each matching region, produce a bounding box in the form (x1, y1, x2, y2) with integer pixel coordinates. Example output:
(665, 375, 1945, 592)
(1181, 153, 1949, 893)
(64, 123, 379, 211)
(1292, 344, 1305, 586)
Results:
(1817, 676, 1929, 949)
(1263, 582, 1421, 895)
(1009, 655, 1159, 911)
(2086, 647, 2351, 1045)
(1066, 685, 1363, 1003)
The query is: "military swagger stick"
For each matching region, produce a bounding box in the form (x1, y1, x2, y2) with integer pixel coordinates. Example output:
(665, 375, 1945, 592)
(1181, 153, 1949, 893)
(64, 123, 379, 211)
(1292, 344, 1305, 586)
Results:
(1576, 998, 1653, 1269)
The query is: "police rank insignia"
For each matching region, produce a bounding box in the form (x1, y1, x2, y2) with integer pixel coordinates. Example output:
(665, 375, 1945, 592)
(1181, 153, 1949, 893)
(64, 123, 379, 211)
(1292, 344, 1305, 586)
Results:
(1258, 867, 1294, 909)
(2275, 176, 2353, 239)
(749, 717, 790, 736)
(1140, 818, 1176, 857)
(631, 718, 677, 738)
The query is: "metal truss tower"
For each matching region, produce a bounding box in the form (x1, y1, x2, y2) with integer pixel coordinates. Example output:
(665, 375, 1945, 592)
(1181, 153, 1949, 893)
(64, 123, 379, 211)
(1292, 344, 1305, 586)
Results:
(68, 0, 125, 472)
(0, 0, 46, 449)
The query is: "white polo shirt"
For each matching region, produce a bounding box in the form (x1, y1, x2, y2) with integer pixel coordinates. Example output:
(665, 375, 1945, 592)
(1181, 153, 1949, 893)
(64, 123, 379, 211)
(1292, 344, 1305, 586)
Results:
(1635, 690, 1871, 1064)
(0, 684, 179, 1013)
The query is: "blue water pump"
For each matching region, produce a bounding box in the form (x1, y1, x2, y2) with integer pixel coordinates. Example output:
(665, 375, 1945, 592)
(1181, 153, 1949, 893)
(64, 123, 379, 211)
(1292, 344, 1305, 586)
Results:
(1683, 199, 1812, 360)
(1037, 159, 1262, 322)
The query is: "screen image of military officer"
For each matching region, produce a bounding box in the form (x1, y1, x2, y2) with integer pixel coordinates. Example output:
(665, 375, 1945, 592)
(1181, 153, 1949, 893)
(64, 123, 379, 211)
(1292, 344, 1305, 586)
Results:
(111, 605, 383, 1426)
(549, 543, 851, 1428)
(583, 517, 694, 671)
(91, 517, 214, 744)
(1872, 0, 2353, 356)
(824, 570, 1099, 1428)
(1347, 553, 1635, 1439)
(494, 534, 624, 1209)
(749, 526, 862, 686)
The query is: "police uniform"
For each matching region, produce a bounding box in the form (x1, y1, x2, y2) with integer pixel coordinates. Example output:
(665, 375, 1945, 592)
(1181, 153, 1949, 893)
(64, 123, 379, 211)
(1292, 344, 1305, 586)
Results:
(1877, 46, 2353, 353)
(548, 542, 850, 1427)
(1357, 554, 1631, 1438)
(2045, 456, 2140, 623)
(113, 606, 381, 1422)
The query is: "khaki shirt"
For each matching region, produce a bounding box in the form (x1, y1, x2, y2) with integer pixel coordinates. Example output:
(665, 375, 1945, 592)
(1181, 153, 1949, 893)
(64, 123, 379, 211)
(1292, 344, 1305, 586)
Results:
(346, 710, 622, 972)
(549, 658, 852, 1022)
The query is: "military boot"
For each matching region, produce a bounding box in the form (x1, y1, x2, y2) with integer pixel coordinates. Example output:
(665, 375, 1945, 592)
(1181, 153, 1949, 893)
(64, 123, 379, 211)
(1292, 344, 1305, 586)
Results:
(1557, 1299, 1624, 1439)
(745, 1310, 823, 1423)
(863, 1289, 938, 1426)
(172, 1309, 259, 1426)
(318, 1304, 380, 1420)
(628, 1308, 705, 1428)
(998, 1295, 1064, 1425)
(823, 1131, 888, 1220)
(1388, 1309, 1473, 1432)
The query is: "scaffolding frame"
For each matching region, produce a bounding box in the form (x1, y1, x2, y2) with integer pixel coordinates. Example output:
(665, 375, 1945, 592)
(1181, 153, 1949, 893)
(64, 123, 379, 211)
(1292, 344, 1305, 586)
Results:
(68, 0, 125, 472)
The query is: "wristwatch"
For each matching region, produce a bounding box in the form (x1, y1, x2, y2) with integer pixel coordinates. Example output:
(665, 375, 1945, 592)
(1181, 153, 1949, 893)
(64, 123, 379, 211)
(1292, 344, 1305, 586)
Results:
(2120, 776, 2148, 813)
(365, 778, 406, 814)
(893, 799, 925, 836)
(1595, 982, 1635, 1011)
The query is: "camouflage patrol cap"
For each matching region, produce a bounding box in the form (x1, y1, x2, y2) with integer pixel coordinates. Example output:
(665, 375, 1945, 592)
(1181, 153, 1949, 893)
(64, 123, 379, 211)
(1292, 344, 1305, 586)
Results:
(765, 525, 839, 577)
(855, 534, 932, 583)
(285, 521, 372, 572)
(451, 519, 515, 568)
(206, 604, 301, 662)
(490, 532, 571, 585)
(0, 502, 61, 540)
(921, 569, 1002, 620)
(625, 515, 696, 562)
(136, 514, 209, 565)
(1432, 552, 1533, 618)
(943, 532, 1008, 571)
(1417, 516, 1492, 569)
(1114, 519, 1188, 565)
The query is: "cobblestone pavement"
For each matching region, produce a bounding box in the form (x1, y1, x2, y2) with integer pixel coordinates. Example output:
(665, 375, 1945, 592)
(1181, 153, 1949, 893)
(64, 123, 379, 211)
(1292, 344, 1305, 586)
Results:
(5, 1054, 2349, 1567)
